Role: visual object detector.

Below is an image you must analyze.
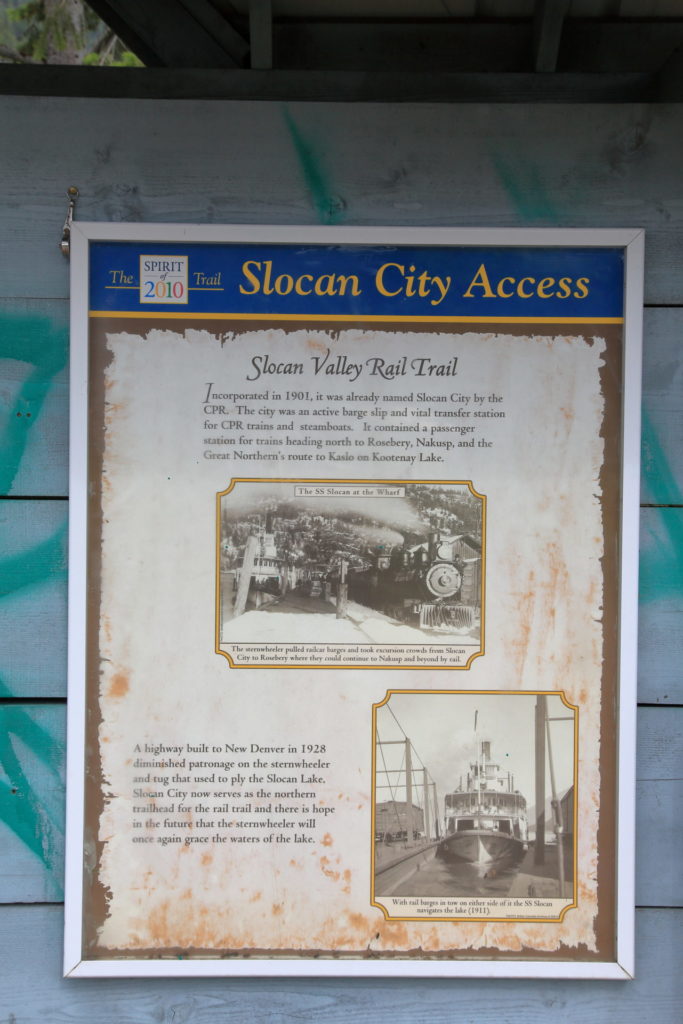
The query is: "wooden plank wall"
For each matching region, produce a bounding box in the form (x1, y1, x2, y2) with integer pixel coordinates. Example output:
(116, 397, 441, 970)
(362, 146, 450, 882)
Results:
(0, 97, 681, 1019)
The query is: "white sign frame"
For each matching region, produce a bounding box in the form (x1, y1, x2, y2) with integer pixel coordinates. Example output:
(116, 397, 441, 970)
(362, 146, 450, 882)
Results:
(64, 224, 643, 979)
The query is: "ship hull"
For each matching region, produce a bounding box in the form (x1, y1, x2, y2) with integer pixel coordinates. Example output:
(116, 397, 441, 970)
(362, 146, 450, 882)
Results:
(440, 830, 525, 864)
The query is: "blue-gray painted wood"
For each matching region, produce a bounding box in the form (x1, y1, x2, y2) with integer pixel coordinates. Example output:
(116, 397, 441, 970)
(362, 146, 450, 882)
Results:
(0, 906, 680, 1020)
(0, 705, 677, 907)
(635, 708, 683, 908)
(0, 93, 680, 1013)
(637, 507, 683, 705)
(0, 100, 682, 303)
(641, 308, 683, 506)
(636, 707, 683, 782)
(0, 298, 69, 497)
(0, 704, 65, 903)
(636, 781, 682, 908)
(0, 499, 67, 699)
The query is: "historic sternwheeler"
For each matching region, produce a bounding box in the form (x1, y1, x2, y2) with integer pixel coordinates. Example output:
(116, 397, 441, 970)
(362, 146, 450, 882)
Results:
(441, 737, 528, 864)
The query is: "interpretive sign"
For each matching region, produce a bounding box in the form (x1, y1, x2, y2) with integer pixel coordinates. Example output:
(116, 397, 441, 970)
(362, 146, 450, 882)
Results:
(64, 225, 642, 978)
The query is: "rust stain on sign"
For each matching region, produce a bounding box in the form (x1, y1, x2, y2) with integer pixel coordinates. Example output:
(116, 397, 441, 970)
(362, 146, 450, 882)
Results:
(510, 568, 536, 677)
(319, 855, 340, 883)
(306, 335, 328, 353)
(107, 670, 130, 699)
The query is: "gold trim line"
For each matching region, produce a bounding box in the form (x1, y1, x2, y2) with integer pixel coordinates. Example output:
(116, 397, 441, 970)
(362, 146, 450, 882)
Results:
(89, 310, 624, 325)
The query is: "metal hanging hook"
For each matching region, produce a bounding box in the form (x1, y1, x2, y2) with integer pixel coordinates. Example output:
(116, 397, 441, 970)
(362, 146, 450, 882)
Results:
(60, 186, 79, 258)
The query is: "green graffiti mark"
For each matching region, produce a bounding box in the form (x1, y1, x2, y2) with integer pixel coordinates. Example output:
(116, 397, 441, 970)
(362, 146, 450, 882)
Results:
(0, 313, 67, 884)
(491, 153, 562, 223)
(0, 680, 64, 889)
(641, 408, 683, 507)
(640, 507, 683, 602)
(0, 520, 68, 599)
(283, 108, 346, 224)
(0, 312, 68, 493)
(640, 412, 683, 603)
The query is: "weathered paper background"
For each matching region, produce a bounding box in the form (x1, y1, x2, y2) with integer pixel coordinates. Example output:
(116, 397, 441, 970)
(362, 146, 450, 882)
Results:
(91, 324, 607, 955)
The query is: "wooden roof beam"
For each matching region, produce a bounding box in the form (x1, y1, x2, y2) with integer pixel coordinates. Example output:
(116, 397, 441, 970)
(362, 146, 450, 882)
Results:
(533, 0, 570, 73)
(87, 0, 249, 68)
(249, 0, 273, 70)
(0, 66, 667, 103)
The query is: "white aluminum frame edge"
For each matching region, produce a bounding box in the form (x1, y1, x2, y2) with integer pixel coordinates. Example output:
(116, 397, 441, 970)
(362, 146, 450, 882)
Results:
(63, 223, 642, 981)
(63, 223, 92, 979)
(614, 228, 644, 982)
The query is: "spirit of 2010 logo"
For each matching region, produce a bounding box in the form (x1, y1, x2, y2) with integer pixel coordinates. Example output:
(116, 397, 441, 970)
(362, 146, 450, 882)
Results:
(139, 255, 189, 305)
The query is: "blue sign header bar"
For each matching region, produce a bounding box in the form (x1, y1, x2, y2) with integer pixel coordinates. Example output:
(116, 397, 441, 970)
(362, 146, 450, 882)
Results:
(89, 241, 624, 320)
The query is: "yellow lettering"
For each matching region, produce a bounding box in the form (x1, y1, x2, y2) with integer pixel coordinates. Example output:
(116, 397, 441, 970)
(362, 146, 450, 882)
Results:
(294, 274, 313, 296)
(336, 274, 361, 297)
(375, 263, 404, 298)
(463, 263, 495, 299)
(537, 276, 556, 298)
(556, 277, 572, 299)
(517, 276, 536, 299)
(274, 274, 294, 295)
(496, 276, 515, 298)
(239, 261, 262, 295)
(314, 274, 337, 297)
(574, 277, 590, 299)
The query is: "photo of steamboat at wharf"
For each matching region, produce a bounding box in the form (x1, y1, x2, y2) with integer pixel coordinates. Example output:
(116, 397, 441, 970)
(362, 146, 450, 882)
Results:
(218, 483, 483, 648)
(347, 528, 481, 635)
(373, 696, 575, 906)
(441, 739, 528, 865)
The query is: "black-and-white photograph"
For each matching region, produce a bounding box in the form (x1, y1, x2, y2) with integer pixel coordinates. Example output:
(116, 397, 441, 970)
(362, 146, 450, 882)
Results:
(218, 479, 483, 650)
(373, 691, 576, 910)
